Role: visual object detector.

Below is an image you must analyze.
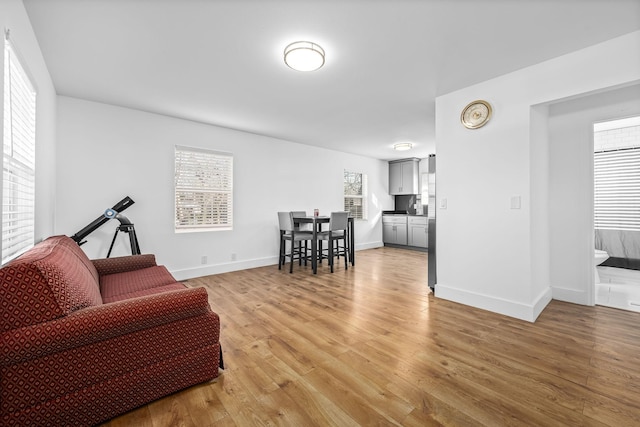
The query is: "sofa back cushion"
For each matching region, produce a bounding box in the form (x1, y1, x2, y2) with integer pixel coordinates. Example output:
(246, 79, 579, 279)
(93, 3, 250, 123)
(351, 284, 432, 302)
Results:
(52, 234, 101, 285)
(0, 235, 102, 333)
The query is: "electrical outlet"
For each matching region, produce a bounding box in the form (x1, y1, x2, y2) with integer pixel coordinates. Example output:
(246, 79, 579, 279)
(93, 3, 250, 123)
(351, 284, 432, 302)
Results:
(231, 253, 237, 261)
(201, 255, 207, 265)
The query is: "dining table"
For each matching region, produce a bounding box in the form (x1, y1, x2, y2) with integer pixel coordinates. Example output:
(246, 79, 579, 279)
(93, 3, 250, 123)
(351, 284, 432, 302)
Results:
(294, 216, 355, 274)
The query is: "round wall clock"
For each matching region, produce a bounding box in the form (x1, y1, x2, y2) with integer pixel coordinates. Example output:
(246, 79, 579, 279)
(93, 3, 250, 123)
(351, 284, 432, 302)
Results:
(461, 100, 492, 129)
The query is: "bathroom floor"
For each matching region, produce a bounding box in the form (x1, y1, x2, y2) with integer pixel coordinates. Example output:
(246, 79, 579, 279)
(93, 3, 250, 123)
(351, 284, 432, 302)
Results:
(596, 266, 640, 313)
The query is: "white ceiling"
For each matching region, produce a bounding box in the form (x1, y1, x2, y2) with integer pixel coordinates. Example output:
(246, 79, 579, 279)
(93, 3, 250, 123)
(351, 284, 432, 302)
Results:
(23, 0, 640, 161)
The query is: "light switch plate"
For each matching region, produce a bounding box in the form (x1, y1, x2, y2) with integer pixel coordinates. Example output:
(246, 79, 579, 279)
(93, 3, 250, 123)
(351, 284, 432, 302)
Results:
(510, 196, 521, 209)
(440, 198, 447, 209)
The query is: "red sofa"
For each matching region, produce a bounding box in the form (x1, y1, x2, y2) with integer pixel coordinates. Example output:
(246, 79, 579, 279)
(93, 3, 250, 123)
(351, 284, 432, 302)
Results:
(0, 235, 221, 426)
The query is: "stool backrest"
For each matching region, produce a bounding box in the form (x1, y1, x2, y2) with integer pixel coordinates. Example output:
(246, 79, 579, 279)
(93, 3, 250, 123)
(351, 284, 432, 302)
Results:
(277, 211, 294, 232)
(329, 211, 349, 231)
(291, 211, 310, 231)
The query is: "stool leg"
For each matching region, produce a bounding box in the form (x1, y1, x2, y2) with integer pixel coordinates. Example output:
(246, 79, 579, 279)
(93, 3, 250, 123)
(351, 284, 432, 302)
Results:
(289, 239, 294, 273)
(278, 233, 284, 270)
(344, 237, 348, 270)
(329, 237, 334, 273)
(304, 241, 308, 266)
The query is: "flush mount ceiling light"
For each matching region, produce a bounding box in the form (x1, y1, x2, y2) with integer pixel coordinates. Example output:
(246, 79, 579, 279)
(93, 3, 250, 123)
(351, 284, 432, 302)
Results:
(393, 142, 413, 151)
(284, 41, 325, 72)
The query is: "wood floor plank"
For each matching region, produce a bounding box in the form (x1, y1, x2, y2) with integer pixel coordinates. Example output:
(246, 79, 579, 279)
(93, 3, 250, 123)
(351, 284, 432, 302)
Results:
(582, 391, 640, 426)
(102, 406, 154, 427)
(100, 247, 640, 427)
(277, 378, 361, 427)
(301, 366, 406, 426)
(255, 386, 320, 426)
(211, 369, 268, 426)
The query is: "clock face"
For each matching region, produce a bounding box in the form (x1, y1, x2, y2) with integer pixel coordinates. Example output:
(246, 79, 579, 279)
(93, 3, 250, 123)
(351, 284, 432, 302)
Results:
(461, 100, 492, 129)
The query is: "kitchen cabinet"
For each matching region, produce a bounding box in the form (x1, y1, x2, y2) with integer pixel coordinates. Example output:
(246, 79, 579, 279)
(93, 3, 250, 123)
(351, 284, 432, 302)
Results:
(407, 216, 428, 248)
(382, 215, 407, 245)
(389, 158, 420, 195)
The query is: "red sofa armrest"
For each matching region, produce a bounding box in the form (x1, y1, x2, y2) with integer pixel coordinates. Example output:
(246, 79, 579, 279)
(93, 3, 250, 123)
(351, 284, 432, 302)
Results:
(91, 254, 157, 276)
(0, 287, 218, 366)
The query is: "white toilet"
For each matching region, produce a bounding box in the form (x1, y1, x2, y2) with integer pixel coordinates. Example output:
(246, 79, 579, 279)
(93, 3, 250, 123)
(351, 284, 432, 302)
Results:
(594, 249, 609, 283)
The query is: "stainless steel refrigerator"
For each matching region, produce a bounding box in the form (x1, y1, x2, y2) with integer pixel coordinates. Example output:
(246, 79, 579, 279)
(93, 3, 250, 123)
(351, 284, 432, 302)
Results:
(427, 154, 436, 290)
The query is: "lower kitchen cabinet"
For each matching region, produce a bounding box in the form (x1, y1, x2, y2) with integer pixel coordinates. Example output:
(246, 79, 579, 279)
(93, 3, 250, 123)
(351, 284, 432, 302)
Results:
(382, 216, 408, 245)
(407, 216, 428, 248)
(383, 215, 428, 249)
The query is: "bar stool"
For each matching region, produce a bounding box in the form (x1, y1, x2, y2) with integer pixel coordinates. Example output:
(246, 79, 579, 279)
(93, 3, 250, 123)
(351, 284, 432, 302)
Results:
(291, 211, 312, 232)
(278, 212, 313, 273)
(317, 211, 349, 273)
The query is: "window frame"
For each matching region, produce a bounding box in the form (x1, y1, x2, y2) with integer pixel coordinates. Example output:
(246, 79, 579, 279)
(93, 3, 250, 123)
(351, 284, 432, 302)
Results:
(593, 117, 640, 232)
(344, 169, 368, 220)
(174, 145, 233, 233)
(2, 35, 37, 264)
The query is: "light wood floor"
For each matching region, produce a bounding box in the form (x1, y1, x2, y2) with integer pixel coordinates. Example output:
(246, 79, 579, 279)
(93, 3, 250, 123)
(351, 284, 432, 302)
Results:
(102, 247, 640, 426)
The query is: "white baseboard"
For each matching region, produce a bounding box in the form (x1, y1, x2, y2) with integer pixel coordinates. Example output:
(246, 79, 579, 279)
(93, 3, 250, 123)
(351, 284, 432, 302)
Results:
(171, 242, 383, 281)
(435, 283, 553, 322)
(532, 287, 553, 320)
(551, 286, 590, 305)
(171, 256, 278, 281)
(356, 241, 384, 251)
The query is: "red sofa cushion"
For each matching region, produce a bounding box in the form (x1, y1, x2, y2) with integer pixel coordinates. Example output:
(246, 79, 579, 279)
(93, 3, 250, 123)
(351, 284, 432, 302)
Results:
(0, 236, 102, 333)
(51, 234, 100, 284)
(100, 265, 183, 303)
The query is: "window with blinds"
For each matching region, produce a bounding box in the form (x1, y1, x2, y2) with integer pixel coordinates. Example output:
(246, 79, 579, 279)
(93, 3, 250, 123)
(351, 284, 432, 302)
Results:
(344, 170, 367, 220)
(175, 146, 233, 232)
(594, 117, 640, 232)
(594, 148, 640, 231)
(2, 37, 36, 264)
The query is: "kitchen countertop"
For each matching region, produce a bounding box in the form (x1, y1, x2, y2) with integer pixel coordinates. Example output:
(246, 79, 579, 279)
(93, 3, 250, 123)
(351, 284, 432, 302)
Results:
(382, 211, 427, 217)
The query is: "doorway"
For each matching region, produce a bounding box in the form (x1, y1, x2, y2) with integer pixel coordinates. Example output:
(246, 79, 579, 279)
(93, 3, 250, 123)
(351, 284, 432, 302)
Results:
(548, 84, 640, 309)
(594, 115, 640, 312)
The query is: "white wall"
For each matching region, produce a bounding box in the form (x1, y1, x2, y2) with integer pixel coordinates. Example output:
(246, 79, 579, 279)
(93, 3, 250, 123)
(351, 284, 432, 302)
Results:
(435, 31, 640, 321)
(56, 97, 391, 279)
(0, 0, 57, 246)
(549, 84, 640, 305)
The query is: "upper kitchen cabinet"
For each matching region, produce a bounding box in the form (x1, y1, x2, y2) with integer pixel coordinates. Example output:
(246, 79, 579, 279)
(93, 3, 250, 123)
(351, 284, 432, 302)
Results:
(389, 158, 420, 195)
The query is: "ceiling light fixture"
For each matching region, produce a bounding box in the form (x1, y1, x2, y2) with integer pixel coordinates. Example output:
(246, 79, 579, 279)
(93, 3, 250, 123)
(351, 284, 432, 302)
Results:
(284, 41, 325, 72)
(393, 142, 413, 151)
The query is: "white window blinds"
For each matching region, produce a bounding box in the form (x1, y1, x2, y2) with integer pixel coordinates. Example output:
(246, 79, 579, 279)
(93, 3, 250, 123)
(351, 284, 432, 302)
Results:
(344, 170, 367, 220)
(175, 145, 233, 232)
(2, 37, 36, 264)
(594, 147, 640, 231)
